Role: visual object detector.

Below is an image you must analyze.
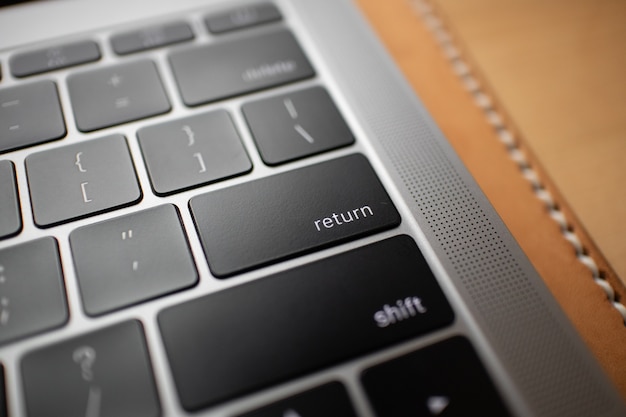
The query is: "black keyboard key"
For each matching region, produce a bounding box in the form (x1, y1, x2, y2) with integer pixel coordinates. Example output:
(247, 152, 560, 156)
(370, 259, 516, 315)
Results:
(10, 40, 100, 78)
(169, 29, 314, 106)
(137, 110, 251, 195)
(70, 204, 197, 316)
(206, 3, 282, 34)
(22, 320, 160, 417)
(362, 336, 511, 417)
(0, 161, 21, 239)
(243, 86, 354, 165)
(67, 60, 170, 132)
(0, 237, 68, 345)
(25, 134, 141, 227)
(190, 154, 400, 277)
(0, 80, 66, 153)
(159, 236, 454, 411)
(111, 21, 194, 55)
(236, 382, 358, 417)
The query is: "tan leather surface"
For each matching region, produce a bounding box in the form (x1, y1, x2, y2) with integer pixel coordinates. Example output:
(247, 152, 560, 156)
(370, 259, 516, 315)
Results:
(432, 0, 626, 285)
(354, 0, 626, 400)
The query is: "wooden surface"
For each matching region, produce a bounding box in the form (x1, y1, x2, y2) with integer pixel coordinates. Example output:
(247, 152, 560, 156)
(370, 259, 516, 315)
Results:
(431, 0, 626, 284)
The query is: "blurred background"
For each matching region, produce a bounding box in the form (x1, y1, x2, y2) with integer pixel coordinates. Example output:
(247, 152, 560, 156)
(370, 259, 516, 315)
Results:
(429, 0, 626, 284)
(355, 0, 626, 396)
(362, 0, 626, 285)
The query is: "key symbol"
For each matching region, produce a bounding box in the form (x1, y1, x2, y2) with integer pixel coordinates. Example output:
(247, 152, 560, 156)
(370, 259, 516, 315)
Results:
(115, 97, 130, 108)
(0, 297, 9, 326)
(182, 125, 195, 146)
(2, 99, 22, 132)
(230, 7, 258, 25)
(85, 387, 102, 417)
(426, 395, 450, 416)
(294, 124, 315, 144)
(1, 99, 19, 108)
(140, 28, 165, 48)
(284, 98, 298, 119)
(283, 98, 315, 144)
(73, 346, 102, 417)
(46, 48, 67, 68)
(73, 346, 97, 381)
(75, 152, 87, 173)
(0, 264, 5, 284)
(122, 230, 139, 271)
(80, 182, 93, 203)
(193, 152, 207, 173)
(108, 74, 122, 88)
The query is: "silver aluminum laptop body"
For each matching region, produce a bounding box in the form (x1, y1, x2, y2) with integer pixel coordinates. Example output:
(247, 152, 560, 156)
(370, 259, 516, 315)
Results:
(0, 0, 624, 416)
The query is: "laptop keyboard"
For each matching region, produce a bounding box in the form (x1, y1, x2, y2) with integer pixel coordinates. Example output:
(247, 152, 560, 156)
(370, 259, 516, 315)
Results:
(0, 2, 511, 416)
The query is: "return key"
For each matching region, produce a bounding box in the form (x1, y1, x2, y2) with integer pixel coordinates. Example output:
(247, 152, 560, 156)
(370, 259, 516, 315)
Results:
(189, 154, 401, 277)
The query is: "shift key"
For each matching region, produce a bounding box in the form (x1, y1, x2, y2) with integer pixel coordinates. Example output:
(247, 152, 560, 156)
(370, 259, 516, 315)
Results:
(189, 154, 401, 277)
(158, 235, 454, 411)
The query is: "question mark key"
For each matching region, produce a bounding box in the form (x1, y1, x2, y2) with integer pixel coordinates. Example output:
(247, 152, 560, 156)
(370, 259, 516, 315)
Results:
(21, 320, 160, 417)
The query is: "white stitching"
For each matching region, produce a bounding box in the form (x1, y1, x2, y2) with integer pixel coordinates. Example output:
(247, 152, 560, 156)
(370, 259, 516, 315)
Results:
(411, 0, 626, 325)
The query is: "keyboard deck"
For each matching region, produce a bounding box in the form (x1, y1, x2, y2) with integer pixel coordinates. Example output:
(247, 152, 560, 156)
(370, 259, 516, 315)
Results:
(0, 2, 512, 416)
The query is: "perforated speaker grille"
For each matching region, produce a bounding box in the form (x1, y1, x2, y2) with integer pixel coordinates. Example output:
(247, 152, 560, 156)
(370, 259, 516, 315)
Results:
(374, 110, 608, 416)
(311, 5, 614, 414)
